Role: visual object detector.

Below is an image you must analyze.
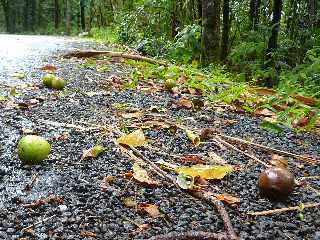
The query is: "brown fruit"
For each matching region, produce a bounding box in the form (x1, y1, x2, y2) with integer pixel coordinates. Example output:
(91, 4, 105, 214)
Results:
(258, 167, 294, 200)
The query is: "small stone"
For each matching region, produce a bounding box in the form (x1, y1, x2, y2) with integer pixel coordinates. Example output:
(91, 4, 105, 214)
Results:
(58, 205, 68, 212)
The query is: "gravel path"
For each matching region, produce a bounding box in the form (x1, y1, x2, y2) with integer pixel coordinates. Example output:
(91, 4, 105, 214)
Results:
(0, 35, 319, 240)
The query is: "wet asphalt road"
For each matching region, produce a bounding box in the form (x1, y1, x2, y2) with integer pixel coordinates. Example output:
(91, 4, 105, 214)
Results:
(0, 34, 88, 85)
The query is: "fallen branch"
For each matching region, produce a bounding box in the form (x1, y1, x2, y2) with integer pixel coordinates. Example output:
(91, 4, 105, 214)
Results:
(247, 202, 320, 216)
(214, 136, 270, 167)
(63, 50, 167, 66)
(147, 231, 231, 240)
(218, 134, 320, 165)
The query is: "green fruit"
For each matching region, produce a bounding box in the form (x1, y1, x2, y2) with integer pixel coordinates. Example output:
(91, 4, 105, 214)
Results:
(42, 74, 55, 87)
(51, 77, 65, 90)
(165, 79, 176, 90)
(18, 135, 51, 165)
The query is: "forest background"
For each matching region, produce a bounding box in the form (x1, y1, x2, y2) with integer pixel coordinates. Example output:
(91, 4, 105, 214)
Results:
(1, 0, 320, 130)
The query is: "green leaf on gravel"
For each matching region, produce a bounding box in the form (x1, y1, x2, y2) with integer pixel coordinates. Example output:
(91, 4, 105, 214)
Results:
(176, 173, 194, 190)
(82, 145, 105, 160)
(259, 121, 283, 133)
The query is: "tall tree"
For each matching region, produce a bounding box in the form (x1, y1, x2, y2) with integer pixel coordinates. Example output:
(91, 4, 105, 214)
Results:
(201, 0, 221, 64)
(267, 0, 283, 54)
(221, 0, 230, 61)
(54, 0, 60, 30)
(65, 0, 71, 35)
(80, 0, 86, 30)
(249, 0, 261, 30)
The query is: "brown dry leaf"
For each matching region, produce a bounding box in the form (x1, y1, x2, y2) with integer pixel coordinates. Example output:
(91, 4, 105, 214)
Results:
(254, 108, 275, 117)
(132, 163, 160, 186)
(293, 111, 316, 128)
(40, 65, 57, 72)
(177, 75, 188, 84)
(117, 129, 146, 147)
(180, 155, 206, 164)
(270, 154, 288, 168)
(100, 176, 113, 192)
(121, 111, 144, 119)
(294, 95, 319, 106)
(215, 194, 240, 205)
(205, 152, 227, 165)
(80, 231, 97, 238)
(200, 128, 217, 141)
(138, 203, 161, 218)
(176, 98, 193, 109)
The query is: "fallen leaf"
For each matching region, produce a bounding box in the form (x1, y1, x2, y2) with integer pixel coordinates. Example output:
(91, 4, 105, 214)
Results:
(192, 98, 204, 111)
(200, 128, 217, 141)
(180, 155, 206, 164)
(40, 65, 57, 72)
(11, 72, 26, 79)
(121, 111, 144, 119)
(132, 163, 160, 186)
(100, 176, 113, 192)
(270, 154, 288, 168)
(138, 203, 161, 217)
(123, 196, 138, 208)
(294, 95, 319, 106)
(80, 231, 97, 238)
(293, 111, 316, 128)
(205, 152, 228, 165)
(215, 194, 240, 205)
(185, 129, 200, 146)
(176, 164, 233, 180)
(254, 108, 275, 117)
(176, 173, 194, 190)
(176, 98, 193, 109)
(117, 129, 146, 147)
(82, 145, 105, 160)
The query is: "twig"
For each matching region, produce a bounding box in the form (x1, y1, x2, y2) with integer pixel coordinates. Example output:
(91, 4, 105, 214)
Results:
(214, 136, 270, 167)
(147, 231, 231, 240)
(22, 215, 56, 232)
(38, 119, 98, 132)
(247, 202, 320, 216)
(217, 133, 320, 165)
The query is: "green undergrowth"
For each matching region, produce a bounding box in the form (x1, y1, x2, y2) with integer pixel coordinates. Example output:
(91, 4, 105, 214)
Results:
(123, 60, 320, 133)
(83, 28, 320, 133)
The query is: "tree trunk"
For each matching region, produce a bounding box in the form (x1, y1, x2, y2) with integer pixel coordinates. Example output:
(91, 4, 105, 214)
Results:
(309, 0, 317, 27)
(197, 0, 202, 22)
(31, 0, 36, 31)
(267, 0, 283, 54)
(171, 0, 178, 38)
(54, 0, 60, 29)
(221, 0, 230, 61)
(249, 0, 261, 30)
(65, 0, 72, 35)
(201, 0, 221, 64)
(6, 1, 16, 33)
(80, 0, 86, 30)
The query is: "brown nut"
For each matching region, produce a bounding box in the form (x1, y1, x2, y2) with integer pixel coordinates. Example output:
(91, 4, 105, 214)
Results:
(258, 167, 295, 200)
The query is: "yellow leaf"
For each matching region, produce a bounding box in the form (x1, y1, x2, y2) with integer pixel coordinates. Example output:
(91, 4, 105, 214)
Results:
(185, 129, 200, 146)
(117, 129, 146, 147)
(176, 164, 233, 180)
(121, 111, 144, 119)
(132, 163, 160, 186)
